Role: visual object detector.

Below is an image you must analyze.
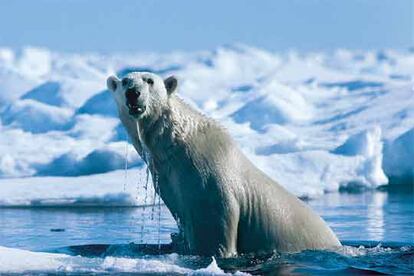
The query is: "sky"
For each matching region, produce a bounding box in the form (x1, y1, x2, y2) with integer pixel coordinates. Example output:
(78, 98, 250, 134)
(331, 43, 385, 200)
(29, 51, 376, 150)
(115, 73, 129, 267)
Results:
(0, 0, 412, 53)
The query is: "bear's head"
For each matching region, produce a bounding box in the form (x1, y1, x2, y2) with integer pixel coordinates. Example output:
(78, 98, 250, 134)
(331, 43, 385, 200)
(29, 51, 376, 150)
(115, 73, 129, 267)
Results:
(106, 72, 178, 120)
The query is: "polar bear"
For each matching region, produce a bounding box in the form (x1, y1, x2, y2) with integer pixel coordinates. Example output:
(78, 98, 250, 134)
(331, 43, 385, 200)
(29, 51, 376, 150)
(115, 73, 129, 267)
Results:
(107, 72, 341, 257)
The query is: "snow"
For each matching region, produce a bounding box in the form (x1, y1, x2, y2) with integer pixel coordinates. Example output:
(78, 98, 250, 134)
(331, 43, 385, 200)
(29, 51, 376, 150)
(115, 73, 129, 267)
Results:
(383, 128, 414, 185)
(332, 127, 388, 188)
(231, 81, 315, 130)
(0, 245, 247, 274)
(0, 168, 150, 207)
(0, 45, 412, 203)
(0, 246, 188, 274)
(1, 99, 74, 133)
(21, 81, 63, 106)
(77, 90, 118, 117)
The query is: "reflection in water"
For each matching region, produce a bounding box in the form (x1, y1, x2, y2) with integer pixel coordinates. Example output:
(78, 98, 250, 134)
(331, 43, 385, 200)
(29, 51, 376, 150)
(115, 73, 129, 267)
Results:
(307, 191, 414, 243)
(367, 192, 387, 241)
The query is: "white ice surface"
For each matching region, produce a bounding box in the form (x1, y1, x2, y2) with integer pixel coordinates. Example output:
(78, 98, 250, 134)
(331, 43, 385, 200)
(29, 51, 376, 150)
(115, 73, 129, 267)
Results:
(0, 168, 152, 207)
(0, 246, 239, 275)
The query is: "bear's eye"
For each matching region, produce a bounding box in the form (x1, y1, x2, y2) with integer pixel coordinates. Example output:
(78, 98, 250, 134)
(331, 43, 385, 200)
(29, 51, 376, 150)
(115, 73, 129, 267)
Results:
(122, 78, 133, 88)
(145, 78, 154, 85)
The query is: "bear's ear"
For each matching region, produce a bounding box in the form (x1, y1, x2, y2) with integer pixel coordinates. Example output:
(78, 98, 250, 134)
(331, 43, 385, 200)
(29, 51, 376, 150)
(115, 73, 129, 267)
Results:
(164, 76, 178, 95)
(107, 75, 120, 92)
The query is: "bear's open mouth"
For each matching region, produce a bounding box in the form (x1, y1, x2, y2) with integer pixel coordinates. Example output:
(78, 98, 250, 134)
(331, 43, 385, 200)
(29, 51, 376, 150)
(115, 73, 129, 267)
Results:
(125, 87, 145, 117)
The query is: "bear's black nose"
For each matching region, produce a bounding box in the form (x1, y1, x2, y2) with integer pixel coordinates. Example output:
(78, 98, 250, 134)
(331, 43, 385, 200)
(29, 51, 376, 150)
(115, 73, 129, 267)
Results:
(125, 88, 141, 107)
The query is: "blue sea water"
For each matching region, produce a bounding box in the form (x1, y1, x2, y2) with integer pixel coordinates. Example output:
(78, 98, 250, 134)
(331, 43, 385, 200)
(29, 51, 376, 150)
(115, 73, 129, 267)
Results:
(0, 191, 413, 275)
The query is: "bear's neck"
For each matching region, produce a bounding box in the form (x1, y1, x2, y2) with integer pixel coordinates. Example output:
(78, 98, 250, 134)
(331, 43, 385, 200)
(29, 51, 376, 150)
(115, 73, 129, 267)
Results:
(138, 109, 173, 162)
(137, 96, 209, 165)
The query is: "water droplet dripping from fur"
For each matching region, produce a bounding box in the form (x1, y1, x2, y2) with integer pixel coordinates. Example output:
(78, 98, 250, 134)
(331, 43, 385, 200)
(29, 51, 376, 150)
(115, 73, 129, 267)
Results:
(123, 135, 129, 192)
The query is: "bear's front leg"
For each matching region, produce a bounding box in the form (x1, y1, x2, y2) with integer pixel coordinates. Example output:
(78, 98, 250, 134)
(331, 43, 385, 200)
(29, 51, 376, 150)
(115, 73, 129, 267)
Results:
(185, 197, 240, 257)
